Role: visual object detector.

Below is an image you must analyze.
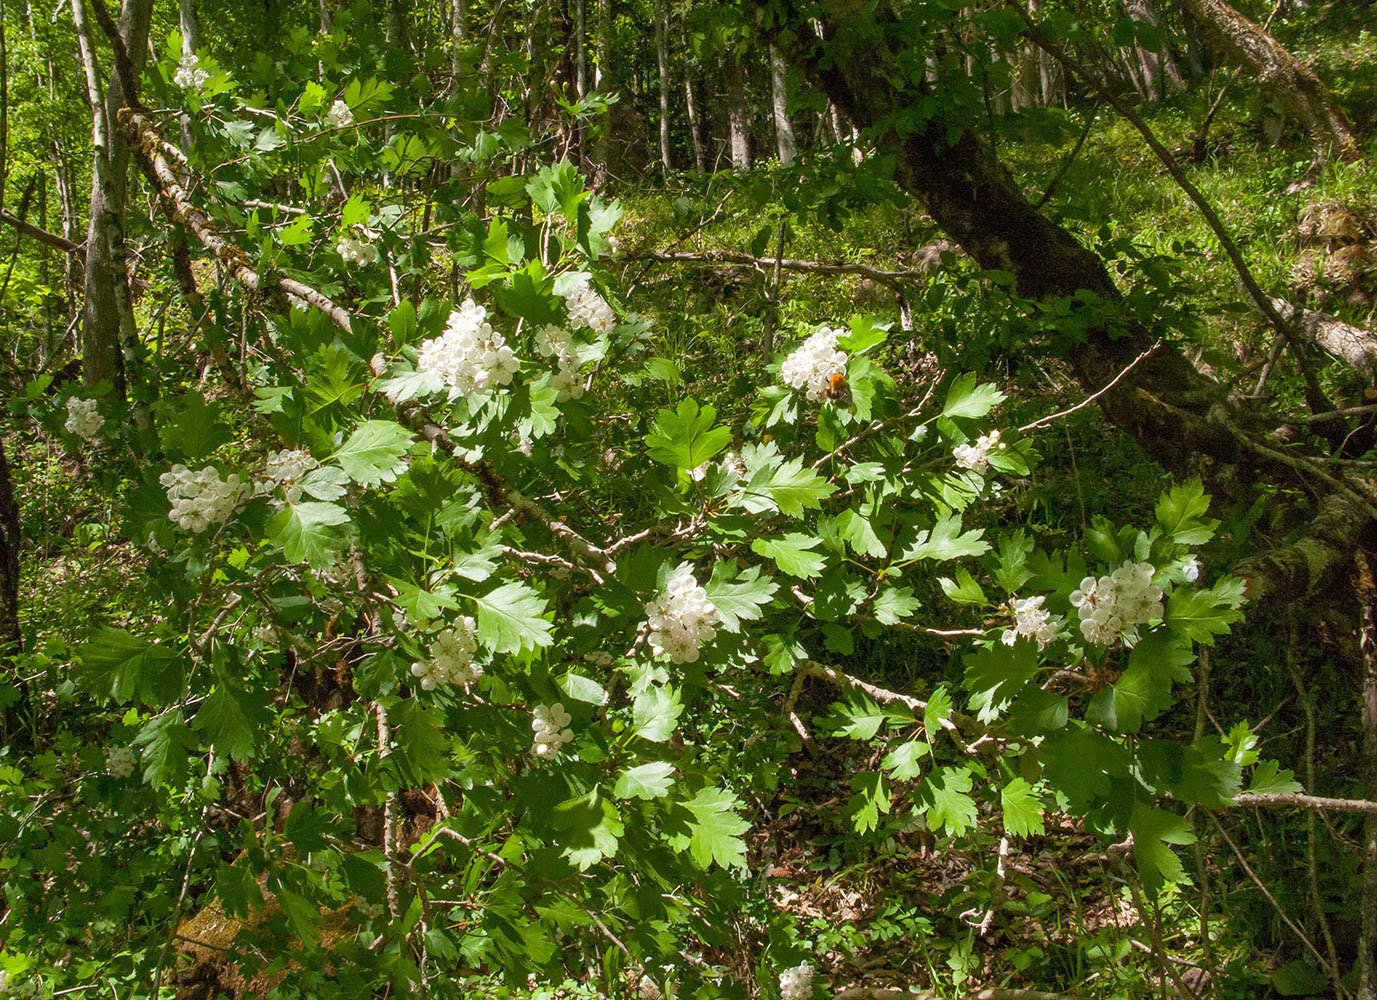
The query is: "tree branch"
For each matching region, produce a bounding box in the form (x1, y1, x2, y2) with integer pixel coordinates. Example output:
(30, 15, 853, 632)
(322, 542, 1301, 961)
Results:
(120, 108, 355, 332)
(0, 207, 82, 254)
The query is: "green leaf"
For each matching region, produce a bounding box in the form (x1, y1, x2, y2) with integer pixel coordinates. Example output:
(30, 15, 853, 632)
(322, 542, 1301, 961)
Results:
(633, 685, 683, 742)
(704, 562, 778, 632)
(275, 213, 314, 247)
(823, 694, 905, 740)
(837, 508, 887, 559)
(901, 515, 989, 562)
(1271, 961, 1329, 997)
(882, 741, 929, 780)
(939, 568, 988, 605)
(193, 685, 271, 763)
(157, 392, 231, 460)
(1248, 759, 1302, 795)
(921, 766, 977, 835)
(942, 373, 1006, 419)
(471, 581, 553, 653)
(963, 641, 1040, 723)
(614, 762, 676, 800)
(1129, 803, 1195, 893)
(1155, 479, 1218, 545)
(751, 533, 826, 579)
(924, 686, 953, 744)
(1000, 777, 1046, 837)
(134, 711, 195, 786)
(744, 457, 836, 517)
(873, 586, 919, 624)
(559, 672, 607, 705)
(554, 789, 623, 871)
(1164, 577, 1245, 645)
(1086, 631, 1194, 733)
(341, 193, 371, 228)
(269, 501, 351, 569)
(644, 398, 731, 470)
(332, 420, 413, 487)
(77, 627, 184, 706)
(677, 786, 750, 869)
(848, 772, 891, 833)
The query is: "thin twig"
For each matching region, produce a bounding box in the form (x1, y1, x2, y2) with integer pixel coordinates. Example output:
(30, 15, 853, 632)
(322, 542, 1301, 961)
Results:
(1019, 339, 1162, 433)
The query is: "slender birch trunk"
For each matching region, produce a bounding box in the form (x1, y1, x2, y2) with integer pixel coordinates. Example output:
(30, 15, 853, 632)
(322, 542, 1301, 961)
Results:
(725, 48, 750, 170)
(73, 0, 153, 399)
(654, 0, 672, 175)
(592, 0, 610, 183)
(681, 23, 706, 173)
(769, 42, 796, 164)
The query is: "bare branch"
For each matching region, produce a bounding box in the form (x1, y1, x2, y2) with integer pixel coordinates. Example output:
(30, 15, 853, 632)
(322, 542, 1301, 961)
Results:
(0, 208, 82, 254)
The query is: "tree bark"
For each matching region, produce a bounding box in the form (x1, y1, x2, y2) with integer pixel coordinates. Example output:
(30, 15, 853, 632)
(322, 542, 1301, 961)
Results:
(725, 48, 751, 170)
(1360, 553, 1377, 1000)
(1171, 0, 1360, 161)
(654, 0, 672, 175)
(770, 43, 796, 164)
(0, 438, 19, 657)
(1124, 0, 1183, 97)
(681, 22, 707, 174)
(592, 0, 610, 183)
(73, 0, 153, 400)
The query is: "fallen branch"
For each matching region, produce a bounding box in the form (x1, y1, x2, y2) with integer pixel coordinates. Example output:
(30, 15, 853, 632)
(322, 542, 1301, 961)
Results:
(833, 989, 1089, 1000)
(627, 248, 935, 289)
(1261, 296, 1377, 385)
(119, 108, 355, 333)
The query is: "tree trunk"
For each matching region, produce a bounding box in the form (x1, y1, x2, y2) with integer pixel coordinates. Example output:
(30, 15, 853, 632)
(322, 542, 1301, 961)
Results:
(725, 48, 751, 170)
(592, 0, 610, 183)
(1125, 0, 1183, 97)
(319, 0, 331, 32)
(0, 438, 19, 657)
(1172, 0, 1360, 160)
(73, 0, 153, 400)
(769, 43, 796, 164)
(681, 23, 707, 173)
(654, 0, 672, 175)
(1360, 553, 1377, 1000)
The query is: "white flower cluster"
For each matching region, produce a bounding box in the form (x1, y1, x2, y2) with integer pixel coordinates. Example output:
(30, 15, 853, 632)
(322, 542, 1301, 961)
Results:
(645, 564, 719, 664)
(409, 618, 481, 691)
(324, 99, 353, 128)
(954, 429, 1003, 472)
(160, 465, 249, 533)
(1001, 595, 1057, 649)
(64, 397, 103, 440)
(534, 325, 586, 401)
(416, 299, 520, 394)
(781, 327, 847, 403)
(257, 448, 317, 505)
(173, 52, 210, 90)
(337, 232, 379, 266)
(105, 746, 136, 779)
(531, 702, 574, 759)
(1070, 562, 1164, 645)
(562, 276, 616, 335)
(779, 962, 814, 1000)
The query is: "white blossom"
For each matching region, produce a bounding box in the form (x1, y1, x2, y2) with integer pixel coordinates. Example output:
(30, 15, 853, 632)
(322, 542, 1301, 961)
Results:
(324, 98, 353, 128)
(1001, 595, 1057, 649)
(1182, 555, 1201, 582)
(690, 450, 747, 483)
(779, 962, 814, 1000)
(258, 448, 317, 505)
(561, 276, 616, 335)
(64, 397, 103, 440)
(781, 327, 848, 403)
(173, 53, 210, 90)
(645, 564, 719, 664)
(416, 299, 521, 395)
(532, 702, 574, 759)
(337, 232, 379, 266)
(954, 429, 1003, 472)
(409, 618, 481, 691)
(535, 324, 587, 401)
(1070, 562, 1164, 646)
(105, 746, 136, 779)
(159, 464, 249, 533)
